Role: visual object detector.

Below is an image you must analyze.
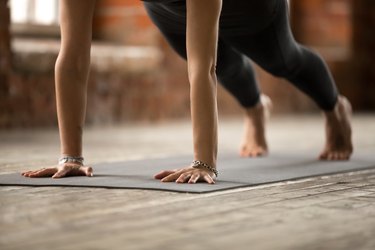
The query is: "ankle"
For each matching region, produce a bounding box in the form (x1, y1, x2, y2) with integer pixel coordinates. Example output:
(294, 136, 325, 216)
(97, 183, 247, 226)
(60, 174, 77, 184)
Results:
(246, 95, 270, 114)
(245, 101, 263, 115)
(323, 106, 340, 122)
(323, 96, 352, 125)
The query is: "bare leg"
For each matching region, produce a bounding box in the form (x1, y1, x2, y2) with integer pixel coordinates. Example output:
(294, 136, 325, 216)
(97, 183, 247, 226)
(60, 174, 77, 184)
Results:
(240, 95, 272, 157)
(320, 96, 353, 160)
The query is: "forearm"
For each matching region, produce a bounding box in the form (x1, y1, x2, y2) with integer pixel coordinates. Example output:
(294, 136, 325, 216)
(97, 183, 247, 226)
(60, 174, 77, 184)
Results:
(189, 71, 218, 167)
(55, 50, 90, 157)
(186, 0, 222, 168)
(56, 0, 96, 157)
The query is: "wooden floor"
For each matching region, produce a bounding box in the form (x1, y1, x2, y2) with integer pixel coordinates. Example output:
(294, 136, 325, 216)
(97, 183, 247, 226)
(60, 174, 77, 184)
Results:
(1, 114, 375, 250)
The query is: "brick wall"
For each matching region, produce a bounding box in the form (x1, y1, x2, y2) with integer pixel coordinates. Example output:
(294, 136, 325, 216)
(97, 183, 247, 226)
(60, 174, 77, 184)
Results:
(290, 0, 374, 111)
(91, 0, 193, 123)
(351, 0, 375, 110)
(0, 0, 373, 128)
(291, 0, 352, 48)
(0, 0, 12, 126)
(93, 0, 158, 45)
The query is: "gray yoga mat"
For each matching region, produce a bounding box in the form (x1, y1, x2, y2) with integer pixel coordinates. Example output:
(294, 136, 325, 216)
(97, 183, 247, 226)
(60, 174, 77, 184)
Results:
(1, 152, 374, 193)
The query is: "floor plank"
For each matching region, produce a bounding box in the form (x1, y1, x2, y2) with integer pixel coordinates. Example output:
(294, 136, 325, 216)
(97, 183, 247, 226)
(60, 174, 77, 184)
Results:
(1, 115, 375, 250)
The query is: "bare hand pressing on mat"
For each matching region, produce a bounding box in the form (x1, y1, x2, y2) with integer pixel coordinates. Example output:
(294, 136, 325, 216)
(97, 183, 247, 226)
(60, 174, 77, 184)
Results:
(155, 166, 216, 184)
(22, 164, 93, 178)
(154, 0, 222, 185)
(22, 1, 96, 180)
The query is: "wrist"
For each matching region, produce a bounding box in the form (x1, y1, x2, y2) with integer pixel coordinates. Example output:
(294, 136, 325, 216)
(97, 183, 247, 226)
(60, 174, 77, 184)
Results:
(191, 160, 218, 177)
(58, 156, 84, 166)
(194, 150, 217, 168)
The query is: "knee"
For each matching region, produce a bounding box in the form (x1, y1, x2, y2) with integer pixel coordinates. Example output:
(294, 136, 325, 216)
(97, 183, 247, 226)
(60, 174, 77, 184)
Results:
(216, 54, 251, 81)
(263, 46, 303, 79)
(265, 64, 290, 79)
(265, 58, 300, 79)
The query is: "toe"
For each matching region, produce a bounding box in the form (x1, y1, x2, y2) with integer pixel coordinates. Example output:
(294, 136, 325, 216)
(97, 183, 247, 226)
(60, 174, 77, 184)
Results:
(326, 151, 348, 161)
(342, 151, 351, 160)
(240, 145, 267, 158)
(85, 166, 94, 177)
(249, 150, 259, 158)
(327, 153, 334, 161)
(332, 152, 340, 160)
(257, 148, 267, 157)
(240, 147, 250, 157)
(254, 150, 263, 157)
(345, 152, 351, 160)
(333, 151, 340, 161)
(339, 152, 348, 160)
(319, 151, 328, 160)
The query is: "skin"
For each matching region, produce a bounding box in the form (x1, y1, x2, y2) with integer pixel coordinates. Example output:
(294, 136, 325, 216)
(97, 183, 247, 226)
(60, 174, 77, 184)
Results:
(320, 96, 353, 160)
(240, 95, 272, 157)
(23, 0, 96, 178)
(155, 0, 222, 184)
(22, 0, 353, 182)
(22, 0, 221, 183)
(240, 95, 353, 160)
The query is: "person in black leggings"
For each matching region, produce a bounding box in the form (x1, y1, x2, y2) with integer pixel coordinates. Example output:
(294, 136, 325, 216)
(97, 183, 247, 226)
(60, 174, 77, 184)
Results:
(21, 0, 353, 183)
(143, 0, 353, 161)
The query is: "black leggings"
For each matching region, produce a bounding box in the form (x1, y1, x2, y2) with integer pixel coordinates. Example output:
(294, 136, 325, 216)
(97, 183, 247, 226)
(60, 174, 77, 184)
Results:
(143, 0, 338, 110)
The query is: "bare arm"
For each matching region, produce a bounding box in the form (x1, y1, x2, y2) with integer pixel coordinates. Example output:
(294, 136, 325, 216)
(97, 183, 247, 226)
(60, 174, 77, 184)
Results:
(56, 0, 96, 157)
(22, 0, 96, 178)
(187, 0, 221, 167)
(155, 0, 222, 183)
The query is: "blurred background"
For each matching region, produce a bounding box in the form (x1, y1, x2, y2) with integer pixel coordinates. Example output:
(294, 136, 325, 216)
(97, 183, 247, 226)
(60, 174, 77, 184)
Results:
(0, 0, 374, 128)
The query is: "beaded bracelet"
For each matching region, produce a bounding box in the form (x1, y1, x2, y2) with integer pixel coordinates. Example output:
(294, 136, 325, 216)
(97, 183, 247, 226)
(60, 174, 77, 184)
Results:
(58, 156, 84, 166)
(191, 160, 218, 177)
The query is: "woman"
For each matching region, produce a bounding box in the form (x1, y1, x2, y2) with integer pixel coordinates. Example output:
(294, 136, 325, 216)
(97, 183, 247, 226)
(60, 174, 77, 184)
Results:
(145, 0, 353, 184)
(22, 0, 353, 184)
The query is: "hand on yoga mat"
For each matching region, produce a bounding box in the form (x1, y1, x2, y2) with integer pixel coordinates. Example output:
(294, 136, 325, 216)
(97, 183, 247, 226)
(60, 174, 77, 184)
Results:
(21, 164, 93, 178)
(155, 167, 216, 184)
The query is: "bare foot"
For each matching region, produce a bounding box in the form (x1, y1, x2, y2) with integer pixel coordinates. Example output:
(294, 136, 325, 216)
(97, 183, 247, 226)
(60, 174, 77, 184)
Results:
(240, 95, 272, 157)
(320, 96, 353, 160)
